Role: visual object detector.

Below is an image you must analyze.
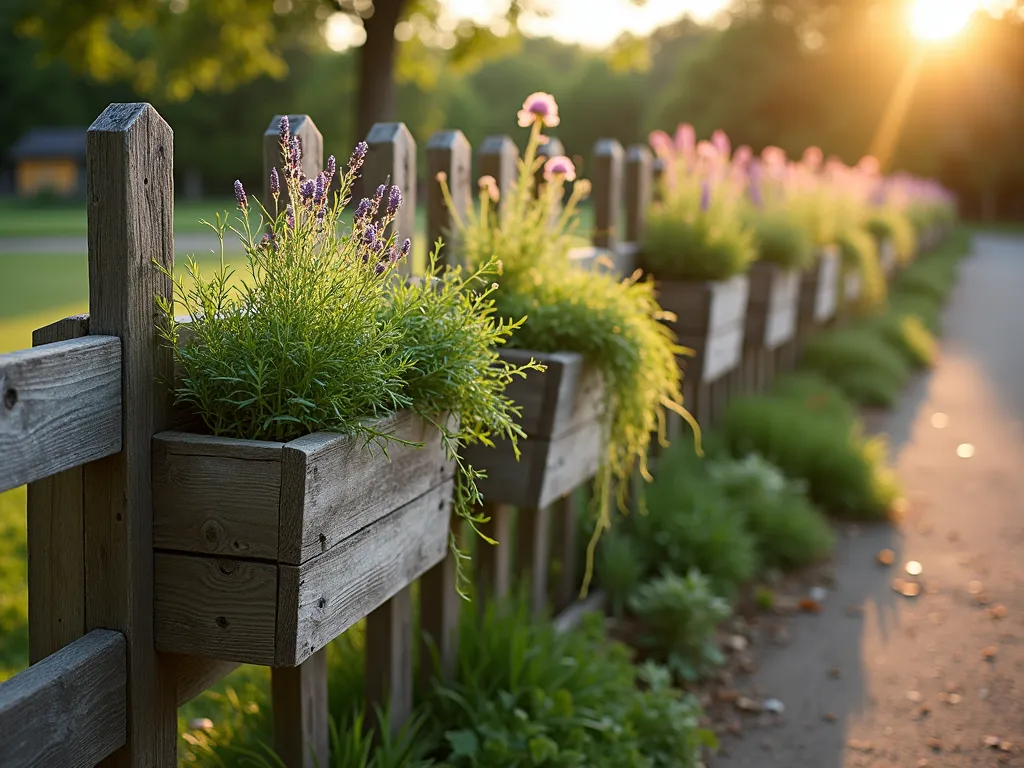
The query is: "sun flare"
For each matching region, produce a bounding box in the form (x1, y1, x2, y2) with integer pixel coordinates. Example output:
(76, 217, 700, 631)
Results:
(909, 0, 976, 41)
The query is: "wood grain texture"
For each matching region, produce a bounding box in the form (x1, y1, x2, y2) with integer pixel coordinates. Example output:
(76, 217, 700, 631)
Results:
(798, 249, 841, 327)
(0, 629, 126, 768)
(263, 115, 323, 214)
(517, 503, 552, 616)
(475, 501, 513, 606)
(153, 552, 279, 666)
(27, 315, 90, 665)
(659, 275, 750, 383)
(152, 432, 283, 559)
(272, 650, 329, 768)
(364, 122, 416, 276)
(419, 517, 460, 685)
(85, 101, 178, 766)
(365, 586, 414, 736)
(0, 336, 121, 494)
(591, 139, 624, 250)
(279, 411, 455, 565)
(624, 145, 652, 244)
(426, 129, 471, 267)
(276, 480, 452, 666)
(477, 136, 518, 221)
(172, 656, 239, 707)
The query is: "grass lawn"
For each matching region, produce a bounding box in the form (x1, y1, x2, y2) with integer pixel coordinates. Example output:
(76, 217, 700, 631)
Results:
(0, 199, 238, 238)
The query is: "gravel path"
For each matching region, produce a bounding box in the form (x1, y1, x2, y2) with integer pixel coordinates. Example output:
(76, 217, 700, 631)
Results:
(714, 234, 1024, 768)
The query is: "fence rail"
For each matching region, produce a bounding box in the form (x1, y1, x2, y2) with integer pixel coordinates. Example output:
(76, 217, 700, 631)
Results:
(0, 98, 929, 767)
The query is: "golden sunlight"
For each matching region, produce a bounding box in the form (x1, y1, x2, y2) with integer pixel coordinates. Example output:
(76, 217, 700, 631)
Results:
(909, 0, 977, 41)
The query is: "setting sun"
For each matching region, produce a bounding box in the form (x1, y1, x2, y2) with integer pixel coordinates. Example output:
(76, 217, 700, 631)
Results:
(909, 0, 977, 41)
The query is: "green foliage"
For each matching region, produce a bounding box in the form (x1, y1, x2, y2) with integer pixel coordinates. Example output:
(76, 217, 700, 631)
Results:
(640, 195, 757, 281)
(720, 386, 900, 520)
(868, 209, 917, 266)
(627, 569, 732, 682)
(799, 327, 911, 408)
(747, 208, 816, 270)
(837, 226, 886, 308)
(859, 311, 937, 369)
(707, 454, 835, 571)
(425, 601, 710, 767)
(442, 99, 687, 588)
(595, 531, 645, 619)
(164, 131, 538, 586)
(632, 452, 759, 594)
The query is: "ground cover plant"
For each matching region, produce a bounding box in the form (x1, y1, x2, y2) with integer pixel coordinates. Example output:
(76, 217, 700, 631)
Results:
(440, 92, 688, 587)
(799, 327, 911, 407)
(719, 373, 900, 520)
(164, 117, 540, 574)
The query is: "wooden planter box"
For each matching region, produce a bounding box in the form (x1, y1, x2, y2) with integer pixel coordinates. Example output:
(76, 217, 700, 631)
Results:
(462, 350, 605, 510)
(798, 248, 840, 327)
(151, 411, 455, 667)
(744, 263, 799, 350)
(657, 275, 749, 383)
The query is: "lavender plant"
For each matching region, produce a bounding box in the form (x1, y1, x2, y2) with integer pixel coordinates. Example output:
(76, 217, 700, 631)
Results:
(159, 117, 538, 585)
(439, 92, 690, 592)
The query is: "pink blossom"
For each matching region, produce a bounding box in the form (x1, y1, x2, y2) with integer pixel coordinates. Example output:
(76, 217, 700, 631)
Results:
(543, 155, 576, 182)
(649, 130, 674, 158)
(802, 146, 823, 171)
(712, 129, 731, 160)
(478, 175, 500, 202)
(734, 145, 753, 168)
(518, 92, 560, 128)
(675, 124, 696, 157)
(761, 146, 787, 167)
(858, 155, 880, 176)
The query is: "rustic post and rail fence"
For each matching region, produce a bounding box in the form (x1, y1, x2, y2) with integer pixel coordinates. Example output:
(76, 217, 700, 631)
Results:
(0, 102, 939, 767)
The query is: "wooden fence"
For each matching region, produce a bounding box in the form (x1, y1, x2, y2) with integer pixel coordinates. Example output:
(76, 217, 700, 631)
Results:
(0, 101, 928, 768)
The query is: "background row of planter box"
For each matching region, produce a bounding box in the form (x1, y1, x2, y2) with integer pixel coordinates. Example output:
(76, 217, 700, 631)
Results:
(0, 102, 949, 768)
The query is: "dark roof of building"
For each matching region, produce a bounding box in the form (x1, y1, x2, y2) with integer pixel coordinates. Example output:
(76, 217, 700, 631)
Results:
(11, 128, 87, 160)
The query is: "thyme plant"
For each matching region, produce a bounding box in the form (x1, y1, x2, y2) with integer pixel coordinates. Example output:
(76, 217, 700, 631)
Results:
(160, 116, 538, 586)
(440, 92, 689, 592)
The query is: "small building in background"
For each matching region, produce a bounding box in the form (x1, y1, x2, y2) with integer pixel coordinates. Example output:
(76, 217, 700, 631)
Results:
(10, 127, 87, 199)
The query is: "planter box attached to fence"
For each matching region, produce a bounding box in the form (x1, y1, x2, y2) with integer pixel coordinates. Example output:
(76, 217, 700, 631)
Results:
(464, 350, 605, 510)
(798, 248, 841, 328)
(657, 275, 750, 383)
(744, 263, 799, 350)
(152, 411, 454, 667)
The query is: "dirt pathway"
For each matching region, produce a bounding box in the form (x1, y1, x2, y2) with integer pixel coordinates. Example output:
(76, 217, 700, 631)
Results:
(714, 233, 1024, 768)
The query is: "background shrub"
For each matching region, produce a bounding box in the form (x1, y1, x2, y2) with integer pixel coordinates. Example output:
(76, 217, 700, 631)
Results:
(747, 209, 816, 270)
(799, 328, 911, 407)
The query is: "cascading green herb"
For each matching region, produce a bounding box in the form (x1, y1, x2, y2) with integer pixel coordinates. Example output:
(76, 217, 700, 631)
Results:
(439, 92, 690, 592)
(158, 116, 539, 589)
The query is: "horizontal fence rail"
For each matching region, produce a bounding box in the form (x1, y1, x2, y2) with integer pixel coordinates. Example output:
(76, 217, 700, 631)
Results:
(0, 336, 122, 494)
(0, 630, 127, 768)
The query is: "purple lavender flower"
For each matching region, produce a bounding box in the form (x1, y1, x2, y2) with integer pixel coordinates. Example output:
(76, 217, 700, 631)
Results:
(300, 179, 315, 209)
(348, 142, 367, 174)
(374, 261, 387, 276)
(279, 115, 291, 143)
(372, 184, 386, 216)
(748, 180, 763, 208)
(700, 179, 712, 213)
(387, 185, 402, 216)
(314, 172, 327, 207)
(354, 197, 372, 222)
(362, 223, 377, 250)
(399, 238, 411, 259)
(289, 137, 302, 181)
(269, 167, 280, 198)
(286, 204, 295, 230)
(325, 155, 337, 187)
(234, 180, 247, 211)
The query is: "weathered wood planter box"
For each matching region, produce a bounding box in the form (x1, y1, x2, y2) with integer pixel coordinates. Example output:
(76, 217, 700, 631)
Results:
(656, 275, 750, 383)
(463, 350, 605, 510)
(151, 411, 455, 667)
(744, 263, 799, 350)
(798, 248, 840, 328)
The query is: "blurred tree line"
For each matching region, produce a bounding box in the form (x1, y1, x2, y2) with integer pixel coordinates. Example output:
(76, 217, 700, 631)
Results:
(2, 0, 1023, 220)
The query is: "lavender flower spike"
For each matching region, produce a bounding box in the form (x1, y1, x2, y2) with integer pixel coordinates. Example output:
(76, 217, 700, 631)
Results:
(234, 180, 248, 211)
(371, 183, 386, 216)
(354, 197, 372, 222)
(387, 185, 402, 216)
(700, 179, 712, 213)
(285, 204, 295, 230)
(300, 178, 316, 208)
(325, 155, 337, 187)
(348, 141, 367, 173)
(279, 115, 291, 143)
(269, 167, 280, 198)
(314, 172, 327, 207)
(400, 238, 411, 259)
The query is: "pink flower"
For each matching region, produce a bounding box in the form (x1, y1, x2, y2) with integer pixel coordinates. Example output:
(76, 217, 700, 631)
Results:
(858, 155, 880, 176)
(649, 130, 674, 158)
(712, 129, 731, 160)
(518, 92, 560, 128)
(734, 145, 753, 168)
(478, 175, 500, 202)
(675, 124, 696, 157)
(761, 146, 787, 167)
(543, 155, 576, 182)
(802, 146, 823, 171)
